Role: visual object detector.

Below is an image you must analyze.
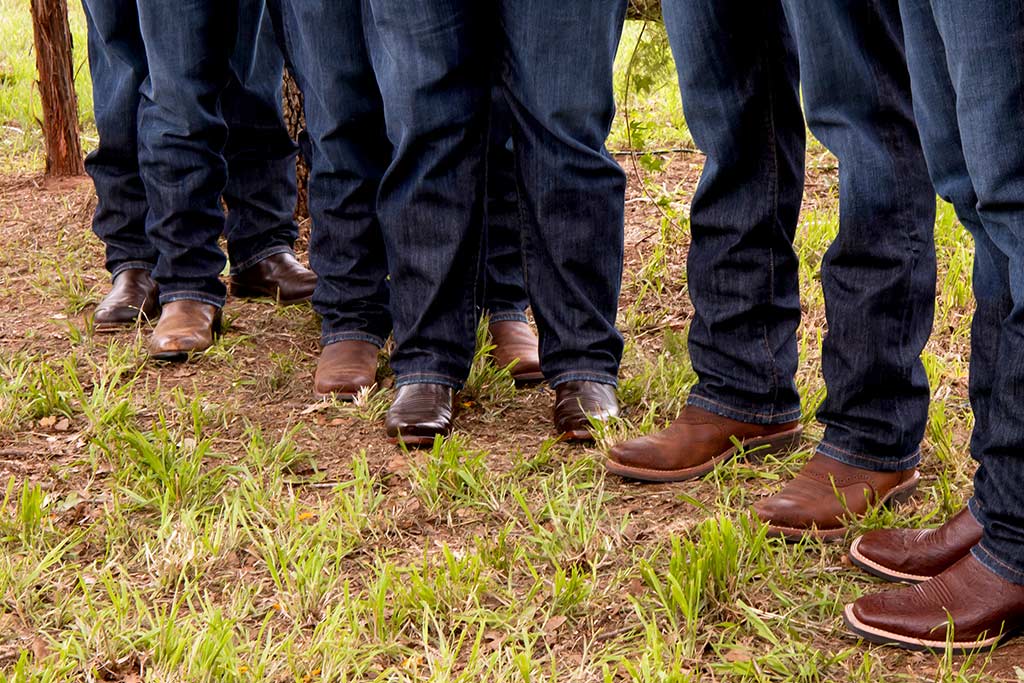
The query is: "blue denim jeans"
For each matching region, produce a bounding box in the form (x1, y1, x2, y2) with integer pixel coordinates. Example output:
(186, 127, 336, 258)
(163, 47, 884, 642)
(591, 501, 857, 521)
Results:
(83, 0, 298, 292)
(898, 0, 1024, 584)
(268, 0, 392, 348)
(365, 0, 627, 389)
(482, 89, 529, 325)
(133, 0, 296, 307)
(663, 0, 936, 471)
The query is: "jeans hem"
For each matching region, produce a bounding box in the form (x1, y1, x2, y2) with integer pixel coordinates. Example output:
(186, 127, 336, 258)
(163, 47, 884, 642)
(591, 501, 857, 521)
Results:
(968, 497, 986, 526)
(487, 310, 530, 324)
(687, 392, 801, 425)
(159, 291, 226, 308)
(394, 373, 463, 390)
(111, 261, 156, 281)
(972, 544, 1024, 587)
(229, 245, 294, 276)
(321, 331, 386, 349)
(815, 443, 921, 472)
(548, 371, 618, 389)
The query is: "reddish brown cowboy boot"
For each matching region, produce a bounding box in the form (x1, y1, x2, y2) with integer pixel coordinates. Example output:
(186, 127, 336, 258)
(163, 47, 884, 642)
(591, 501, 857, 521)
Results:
(754, 454, 919, 541)
(606, 405, 802, 482)
(849, 507, 983, 583)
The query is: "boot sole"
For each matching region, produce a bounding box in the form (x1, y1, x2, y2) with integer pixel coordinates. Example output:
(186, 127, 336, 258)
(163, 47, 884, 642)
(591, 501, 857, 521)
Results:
(512, 372, 545, 386)
(764, 472, 921, 543)
(230, 284, 311, 306)
(847, 536, 934, 584)
(387, 434, 449, 448)
(313, 389, 358, 402)
(603, 426, 804, 483)
(843, 604, 1008, 654)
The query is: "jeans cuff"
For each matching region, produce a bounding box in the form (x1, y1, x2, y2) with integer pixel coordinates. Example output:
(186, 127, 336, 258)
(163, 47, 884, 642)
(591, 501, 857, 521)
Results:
(548, 371, 618, 389)
(686, 392, 801, 425)
(815, 443, 921, 472)
(487, 310, 530, 324)
(968, 497, 986, 526)
(322, 331, 386, 349)
(229, 245, 294, 276)
(972, 544, 1024, 587)
(110, 261, 156, 281)
(394, 373, 463, 390)
(159, 290, 226, 308)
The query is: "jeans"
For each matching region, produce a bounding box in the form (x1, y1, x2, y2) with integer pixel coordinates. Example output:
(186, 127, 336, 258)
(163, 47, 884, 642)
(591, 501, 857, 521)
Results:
(83, 0, 298, 289)
(483, 89, 530, 324)
(898, 0, 1024, 584)
(663, 0, 936, 470)
(365, 0, 627, 389)
(134, 0, 297, 307)
(268, 0, 392, 347)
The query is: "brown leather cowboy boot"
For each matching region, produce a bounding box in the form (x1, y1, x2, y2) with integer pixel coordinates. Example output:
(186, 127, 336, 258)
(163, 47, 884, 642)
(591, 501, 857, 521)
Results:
(845, 554, 1024, 653)
(489, 320, 543, 384)
(753, 453, 919, 541)
(606, 405, 802, 482)
(313, 340, 380, 399)
(385, 383, 455, 446)
(230, 252, 316, 305)
(92, 269, 161, 332)
(553, 381, 619, 442)
(147, 300, 221, 361)
(849, 507, 983, 583)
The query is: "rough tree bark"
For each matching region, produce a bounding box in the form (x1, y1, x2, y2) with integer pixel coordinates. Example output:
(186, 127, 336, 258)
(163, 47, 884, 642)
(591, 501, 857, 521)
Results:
(30, 0, 85, 176)
(282, 68, 309, 220)
(627, 0, 662, 21)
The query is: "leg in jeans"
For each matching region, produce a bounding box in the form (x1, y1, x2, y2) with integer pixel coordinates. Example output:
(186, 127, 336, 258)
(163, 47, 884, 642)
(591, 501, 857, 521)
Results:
(367, 1, 625, 444)
(136, 0, 240, 308)
(606, 0, 806, 482)
(221, 6, 301, 275)
(665, 0, 805, 424)
(272, 0, 393, 397)
(483, 83, 541, 385)
(920, 0, 1024, 585)
(783, 0, 936, 473)
(81, 0, 154, 279)
(842, 0, 1024, 653)
(365, 0, 489, 390)
(497, 0, 627, 388)
(483, 87, 529, 325)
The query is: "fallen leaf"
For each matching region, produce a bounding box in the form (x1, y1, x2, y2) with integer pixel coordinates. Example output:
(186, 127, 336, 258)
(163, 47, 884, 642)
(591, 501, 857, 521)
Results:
(30, 637, 49, 661)
(385, 455, 409, 475)
(543, 615, 567, 635)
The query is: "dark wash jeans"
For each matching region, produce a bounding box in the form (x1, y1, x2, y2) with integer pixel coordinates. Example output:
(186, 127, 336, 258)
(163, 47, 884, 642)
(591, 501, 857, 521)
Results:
(482, 89, 530, 324)
(898, 0, 1024, 584)
(267, 0, 392, 347)
(365, 0, 627, 389)
(83, 0, 298, 291)
(663, 0, 936, 471)
(266, 0, 530, 348)
(133, 0, 297, 307)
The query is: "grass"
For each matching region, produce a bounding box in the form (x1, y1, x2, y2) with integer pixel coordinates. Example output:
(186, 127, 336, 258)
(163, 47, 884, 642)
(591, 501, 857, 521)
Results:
(0, 8, 1018, 683)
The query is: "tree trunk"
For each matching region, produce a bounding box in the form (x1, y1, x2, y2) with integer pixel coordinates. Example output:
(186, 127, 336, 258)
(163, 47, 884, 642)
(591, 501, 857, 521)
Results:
(282, 68, 309, 220)
(627, 0, 662, 21)
(30, 0, 85, 177)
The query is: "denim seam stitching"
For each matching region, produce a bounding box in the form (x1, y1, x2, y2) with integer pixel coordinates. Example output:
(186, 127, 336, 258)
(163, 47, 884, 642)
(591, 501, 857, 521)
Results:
(816, 442, 921, 466)
(688, 392, 801, 421)
(229, 245, 294, 276)
(321, 332, 386, 349)
(974, 544, 1024, 582)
